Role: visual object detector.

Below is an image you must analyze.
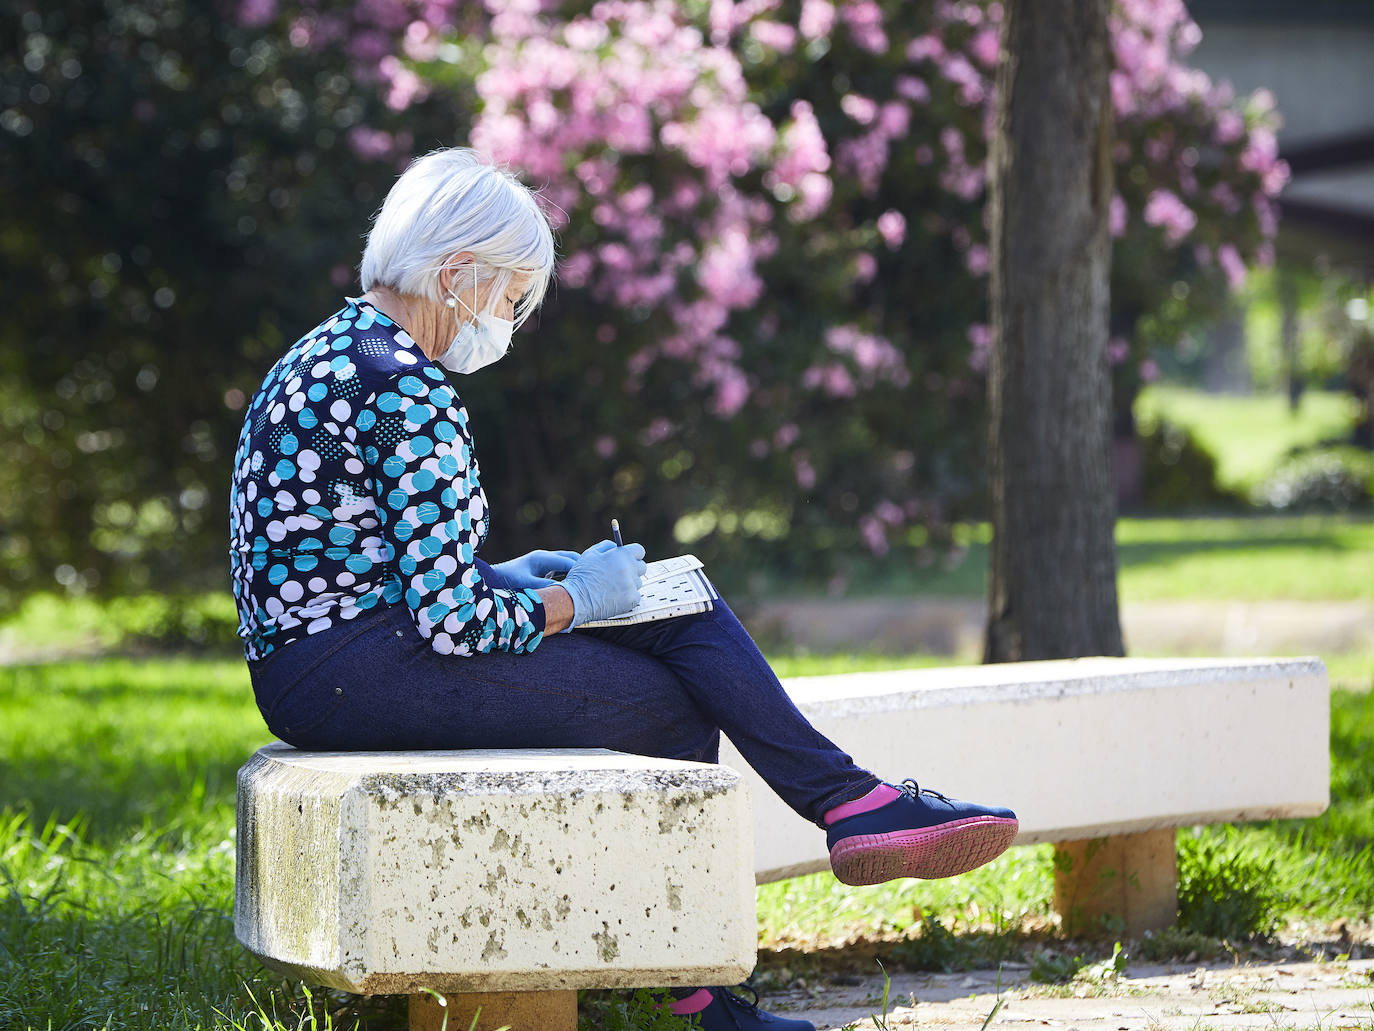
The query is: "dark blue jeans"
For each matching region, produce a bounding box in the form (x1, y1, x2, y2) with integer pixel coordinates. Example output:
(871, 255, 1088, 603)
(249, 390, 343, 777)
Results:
(247, 600, 878, 825)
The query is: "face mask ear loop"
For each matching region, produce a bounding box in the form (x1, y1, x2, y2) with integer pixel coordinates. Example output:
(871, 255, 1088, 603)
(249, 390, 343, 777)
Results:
(448, 263, 481, 322)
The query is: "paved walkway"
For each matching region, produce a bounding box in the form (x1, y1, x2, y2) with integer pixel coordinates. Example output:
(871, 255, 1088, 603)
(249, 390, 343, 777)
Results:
(770, 957, 1374, 1031)
(747, 598, 1374, 660)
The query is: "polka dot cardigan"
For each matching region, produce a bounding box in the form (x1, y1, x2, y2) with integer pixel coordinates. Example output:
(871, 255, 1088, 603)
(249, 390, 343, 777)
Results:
(229, 299, 545, 661)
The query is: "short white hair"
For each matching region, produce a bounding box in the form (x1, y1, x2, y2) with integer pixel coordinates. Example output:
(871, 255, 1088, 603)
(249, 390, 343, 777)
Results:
(360, 147, 556, 326)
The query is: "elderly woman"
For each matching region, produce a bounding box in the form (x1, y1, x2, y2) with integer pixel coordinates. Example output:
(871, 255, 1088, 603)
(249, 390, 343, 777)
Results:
(229, 148, 1017, 1031)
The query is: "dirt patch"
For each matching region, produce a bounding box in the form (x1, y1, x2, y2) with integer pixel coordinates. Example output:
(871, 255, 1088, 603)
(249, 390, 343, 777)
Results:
(762, 957, 1374, 1031)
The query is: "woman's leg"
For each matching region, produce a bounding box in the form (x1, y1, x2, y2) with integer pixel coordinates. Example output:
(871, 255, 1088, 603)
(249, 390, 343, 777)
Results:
(580, 601, 879, 824)
(247, 602, 877, 824)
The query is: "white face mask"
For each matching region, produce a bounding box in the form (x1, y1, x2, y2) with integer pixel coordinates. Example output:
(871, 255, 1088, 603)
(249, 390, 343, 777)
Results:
(439, 268, 514, 375)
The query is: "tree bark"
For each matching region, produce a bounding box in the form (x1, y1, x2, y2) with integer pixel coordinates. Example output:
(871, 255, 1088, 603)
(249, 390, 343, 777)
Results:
(984, 0, 1124, 662)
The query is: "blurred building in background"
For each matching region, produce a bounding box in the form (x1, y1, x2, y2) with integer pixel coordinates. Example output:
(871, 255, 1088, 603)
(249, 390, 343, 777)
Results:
(1189, 0, 1374, 267)
(1185, 0, 1373, 401)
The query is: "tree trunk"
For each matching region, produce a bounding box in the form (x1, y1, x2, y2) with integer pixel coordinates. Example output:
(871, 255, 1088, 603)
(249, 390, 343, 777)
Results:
(984, 0, 1124, 662)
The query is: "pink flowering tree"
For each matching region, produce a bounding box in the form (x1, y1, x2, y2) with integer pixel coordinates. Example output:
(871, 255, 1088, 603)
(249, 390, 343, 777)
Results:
(235, 0, 1286, 578)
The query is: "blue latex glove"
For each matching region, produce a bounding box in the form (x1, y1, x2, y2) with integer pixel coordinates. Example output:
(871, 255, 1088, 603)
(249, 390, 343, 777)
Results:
(491, 549, 582, 590)
(560, 540, 647, 628)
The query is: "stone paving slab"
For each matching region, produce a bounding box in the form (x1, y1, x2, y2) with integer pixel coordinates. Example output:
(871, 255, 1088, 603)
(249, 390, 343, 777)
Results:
(770, 958, 1374, 1031)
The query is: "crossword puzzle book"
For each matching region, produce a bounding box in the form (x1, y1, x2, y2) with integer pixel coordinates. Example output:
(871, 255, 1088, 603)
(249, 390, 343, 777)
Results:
(577, 554, 718, 629)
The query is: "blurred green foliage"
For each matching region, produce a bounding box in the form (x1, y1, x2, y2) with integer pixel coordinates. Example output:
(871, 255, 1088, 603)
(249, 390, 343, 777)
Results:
(1136, 417, 1240, 510)
(1253, 446, 1374, 512)
(0, 0, 1338, 611)
(0, 0, 454, 606)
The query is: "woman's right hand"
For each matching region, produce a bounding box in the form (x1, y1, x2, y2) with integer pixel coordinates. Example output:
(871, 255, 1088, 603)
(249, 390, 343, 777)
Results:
(559, 540, 647, 627)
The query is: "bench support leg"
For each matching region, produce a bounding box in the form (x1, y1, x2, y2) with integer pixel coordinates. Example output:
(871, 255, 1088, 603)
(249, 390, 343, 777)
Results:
(1052, 829, 1177, 938)
(409, 989, 577, 1031)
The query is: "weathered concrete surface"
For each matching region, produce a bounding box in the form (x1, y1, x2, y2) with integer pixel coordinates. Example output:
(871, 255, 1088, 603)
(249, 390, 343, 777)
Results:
(235, 747, 756, 994)
(1054, 829, 1178, 938)
(723, 657, 1329, 883)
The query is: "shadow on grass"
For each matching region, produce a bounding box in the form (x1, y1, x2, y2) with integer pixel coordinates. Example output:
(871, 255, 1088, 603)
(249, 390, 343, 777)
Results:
(1116, 532, 1359, 567)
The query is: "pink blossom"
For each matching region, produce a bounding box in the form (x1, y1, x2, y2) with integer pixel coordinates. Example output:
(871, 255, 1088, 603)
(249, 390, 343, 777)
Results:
(964, 244, 989, 276)
(792, 172, 833, 220)
(799, 0, 835, 40)
(859, 514, 889, 556)
(937, 52, 985, 105)
(840, 93, 878, 125)
(824, 325, 910, 385)
(1139, 358, 1160, 382)
(1107, 337, 1130, 364)
(1214, 109, 1244, 145)
(803, 362, 858, 397)
(595, 436, 618, 458)
(853, 252, 878, 284)
(895, 75, 930, 103)
(878, 101, 910, 138)
(643, 417, 675, 445)
(1216, 243, 1246, 290)
(348, 126, 395, 160)
(381, 61, 427, 111)
(793, 453, 817, 489)
(403, 20, 440, 61)
(876, 209, 906, 249)
(840, 0, 887, 54)
(774, 423, 800, 448)
(559, 252, 594, 288)
(967, 323, 992, 373)
(751, 19, 797, 52)
(1143, 188, 1196, 244)
(238, 0, 277, 27)
(969, 27, 999, 67)
(905, 34, 944, 62)
(711, 366, 751, 416)
(698, 228, 763, 308)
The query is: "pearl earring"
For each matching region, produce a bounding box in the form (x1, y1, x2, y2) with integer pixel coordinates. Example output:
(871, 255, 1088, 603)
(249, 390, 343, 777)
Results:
(445, 297, 456, 308)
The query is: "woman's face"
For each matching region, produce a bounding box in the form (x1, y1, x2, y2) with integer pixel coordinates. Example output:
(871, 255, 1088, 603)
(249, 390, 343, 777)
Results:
(451, 267, 534, 326)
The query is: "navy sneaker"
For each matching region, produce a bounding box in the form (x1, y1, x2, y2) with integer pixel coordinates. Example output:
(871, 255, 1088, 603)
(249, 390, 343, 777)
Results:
(673, 987, 815, 1030)
(825, 779, 1018, 885)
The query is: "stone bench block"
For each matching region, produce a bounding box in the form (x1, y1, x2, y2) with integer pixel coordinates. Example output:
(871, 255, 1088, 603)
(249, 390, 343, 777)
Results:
(723, 657, 1329, 884)
(235, 746, 756, 995)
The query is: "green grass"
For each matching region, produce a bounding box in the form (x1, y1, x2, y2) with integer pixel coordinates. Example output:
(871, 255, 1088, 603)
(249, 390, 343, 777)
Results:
(1115, 515, 1374, 602)
(1136, 385, 1361, 492)
(2, 658, 1371, 1030)
(812, 514, 1374, 604)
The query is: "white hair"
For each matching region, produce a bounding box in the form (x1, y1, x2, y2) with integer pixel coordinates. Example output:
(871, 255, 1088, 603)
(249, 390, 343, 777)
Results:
(360, 147, 556, 327)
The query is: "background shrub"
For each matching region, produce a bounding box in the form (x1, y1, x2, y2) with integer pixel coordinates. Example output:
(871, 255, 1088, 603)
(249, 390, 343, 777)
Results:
(1139, 418, 1239, 510)
(1252, 446, 1374, 512)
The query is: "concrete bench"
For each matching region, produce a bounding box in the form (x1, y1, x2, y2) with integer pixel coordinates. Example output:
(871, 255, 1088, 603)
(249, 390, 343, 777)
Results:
(235, 747, 756, 1030)
(723, 656, 1330, 935)
(235, 656, 1330, 1028)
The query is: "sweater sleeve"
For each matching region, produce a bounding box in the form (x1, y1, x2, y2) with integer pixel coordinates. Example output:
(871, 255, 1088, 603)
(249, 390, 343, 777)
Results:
(357, 365, 545, 655)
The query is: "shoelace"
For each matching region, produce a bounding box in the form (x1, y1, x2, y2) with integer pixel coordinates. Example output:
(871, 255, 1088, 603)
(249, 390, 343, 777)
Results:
(717, 984, 762, 1027)
(897, 778, 952, 803)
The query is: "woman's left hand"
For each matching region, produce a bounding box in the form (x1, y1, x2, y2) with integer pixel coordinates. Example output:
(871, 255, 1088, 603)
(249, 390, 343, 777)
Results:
(491, 549, 582, 589)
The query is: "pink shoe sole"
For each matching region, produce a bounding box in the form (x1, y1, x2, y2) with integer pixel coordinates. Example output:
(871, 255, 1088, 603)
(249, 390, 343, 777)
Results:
(829, 815, 1020, 885)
